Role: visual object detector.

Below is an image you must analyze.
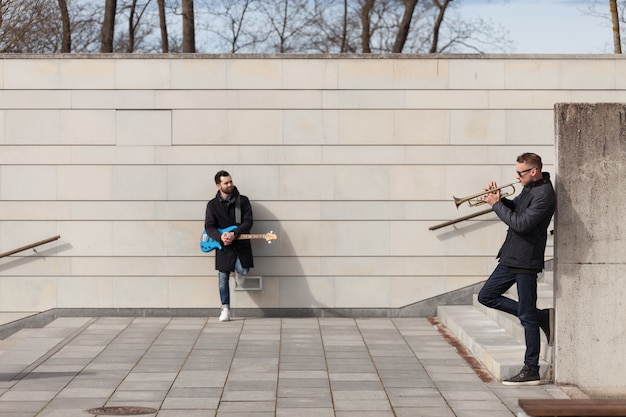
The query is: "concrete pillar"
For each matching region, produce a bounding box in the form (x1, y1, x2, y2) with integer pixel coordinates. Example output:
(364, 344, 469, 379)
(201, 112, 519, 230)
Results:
(554, 103, 626, 397)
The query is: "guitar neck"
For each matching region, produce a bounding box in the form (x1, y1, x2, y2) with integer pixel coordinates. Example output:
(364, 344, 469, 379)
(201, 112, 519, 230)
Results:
(237, 234, 267, 240)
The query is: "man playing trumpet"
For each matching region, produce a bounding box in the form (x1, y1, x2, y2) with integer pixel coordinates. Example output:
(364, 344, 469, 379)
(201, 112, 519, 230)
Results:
(478, 152, 556, 386)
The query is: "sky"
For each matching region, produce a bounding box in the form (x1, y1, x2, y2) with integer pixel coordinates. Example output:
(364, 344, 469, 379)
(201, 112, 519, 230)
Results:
(456, 0, 615, 54)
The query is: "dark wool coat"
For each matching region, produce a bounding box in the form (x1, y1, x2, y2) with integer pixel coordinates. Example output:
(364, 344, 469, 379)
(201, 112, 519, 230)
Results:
(204, 187, 254, 272)
(492, 172, 556, 271)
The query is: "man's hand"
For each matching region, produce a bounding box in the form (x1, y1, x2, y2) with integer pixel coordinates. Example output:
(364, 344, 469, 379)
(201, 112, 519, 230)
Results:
(483, 181, 501, 206)
(221, 231, 235, 246)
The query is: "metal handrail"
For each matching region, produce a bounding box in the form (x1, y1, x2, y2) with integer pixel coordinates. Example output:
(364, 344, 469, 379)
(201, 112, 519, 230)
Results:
(428, 208, 493, 231)
(0, 235, 61, 259)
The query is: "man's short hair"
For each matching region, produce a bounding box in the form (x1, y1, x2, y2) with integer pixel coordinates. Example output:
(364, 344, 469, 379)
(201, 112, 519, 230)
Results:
(214, 170, 230, 184)
(517, 153, 542, 170)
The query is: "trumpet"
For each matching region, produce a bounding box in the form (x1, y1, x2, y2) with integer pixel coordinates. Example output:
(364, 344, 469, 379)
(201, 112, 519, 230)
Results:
(453, 181, 519, 208)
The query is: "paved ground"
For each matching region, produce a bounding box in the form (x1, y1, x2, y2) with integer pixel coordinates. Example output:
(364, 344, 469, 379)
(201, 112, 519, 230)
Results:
(0, 316, 578, 417)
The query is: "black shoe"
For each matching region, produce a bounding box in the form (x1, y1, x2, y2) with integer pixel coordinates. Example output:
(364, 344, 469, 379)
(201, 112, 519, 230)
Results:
(539, 308, 554, 345)
(502, 365, 541, 386)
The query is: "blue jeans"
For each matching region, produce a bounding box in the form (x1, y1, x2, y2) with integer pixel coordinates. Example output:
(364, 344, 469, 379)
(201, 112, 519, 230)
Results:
(477, 263, 540, 370)
(218, 258, 248, 307)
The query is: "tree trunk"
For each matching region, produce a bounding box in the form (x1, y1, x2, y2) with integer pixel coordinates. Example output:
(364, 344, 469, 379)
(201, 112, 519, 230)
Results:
(158, 0, 169, 52)
(430, 0, 451, 53)
(360, 0, 375, 53)
(392, 0, 418, 53)
(610, 0, 622, 54)
(58, 0, 71, 52)
(101, 0, 116, 52)
(127, 0, 137, 52)
(340, 0, 348, 52)
(182, 0, 196, 53)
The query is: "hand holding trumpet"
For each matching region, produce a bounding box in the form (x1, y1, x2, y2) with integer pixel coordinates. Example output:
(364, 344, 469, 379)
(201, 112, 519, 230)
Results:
(482, 181, 501, 206)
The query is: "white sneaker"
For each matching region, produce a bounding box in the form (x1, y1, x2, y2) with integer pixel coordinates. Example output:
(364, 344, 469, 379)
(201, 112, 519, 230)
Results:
(219, 307, 230, 322)
(235, 272, 246, 287)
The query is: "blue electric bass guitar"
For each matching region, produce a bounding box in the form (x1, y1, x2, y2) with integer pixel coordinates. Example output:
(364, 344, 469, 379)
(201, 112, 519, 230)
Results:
(200, 225, 277, 252)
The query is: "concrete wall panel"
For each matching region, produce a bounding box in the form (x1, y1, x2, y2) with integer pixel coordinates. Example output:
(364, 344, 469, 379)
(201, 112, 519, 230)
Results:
(0, 55, 619, 326)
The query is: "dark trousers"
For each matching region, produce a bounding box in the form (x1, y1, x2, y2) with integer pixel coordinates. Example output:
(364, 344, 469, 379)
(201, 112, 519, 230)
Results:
(478, 263, 540, 370)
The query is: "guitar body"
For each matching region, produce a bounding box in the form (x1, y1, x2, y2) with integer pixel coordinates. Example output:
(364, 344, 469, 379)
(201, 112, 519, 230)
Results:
(200, 226, 277, 253)
(200, 226, 237, 253)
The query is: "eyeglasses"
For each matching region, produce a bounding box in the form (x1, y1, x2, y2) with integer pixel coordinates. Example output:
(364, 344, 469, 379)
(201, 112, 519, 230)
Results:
(516, 168, 534, 176)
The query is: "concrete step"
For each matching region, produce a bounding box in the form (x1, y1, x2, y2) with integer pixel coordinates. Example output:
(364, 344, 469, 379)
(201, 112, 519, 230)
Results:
(437, 304, 552, 381)
(472, 281, 554, 365)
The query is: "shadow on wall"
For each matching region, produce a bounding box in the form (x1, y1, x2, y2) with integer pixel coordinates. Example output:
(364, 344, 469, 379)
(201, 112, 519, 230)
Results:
(0, 242, 73, 272)
(232, 202, 322, 316)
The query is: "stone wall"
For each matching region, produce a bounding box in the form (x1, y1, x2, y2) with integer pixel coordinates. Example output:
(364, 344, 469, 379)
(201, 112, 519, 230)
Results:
(554, 102, 626, 396)
(0, 54, 622, 315)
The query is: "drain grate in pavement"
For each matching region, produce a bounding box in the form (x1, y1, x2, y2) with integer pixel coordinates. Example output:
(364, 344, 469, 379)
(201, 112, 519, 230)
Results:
(84, 406, 158, 415)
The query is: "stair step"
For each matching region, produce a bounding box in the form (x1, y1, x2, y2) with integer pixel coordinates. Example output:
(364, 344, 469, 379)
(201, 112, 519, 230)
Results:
(437, 304, 551, 381)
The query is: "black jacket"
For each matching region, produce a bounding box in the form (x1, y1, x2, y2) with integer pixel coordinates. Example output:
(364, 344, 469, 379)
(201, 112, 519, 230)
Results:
(492, 172, 556, 271)
(204, 187, 254, 272)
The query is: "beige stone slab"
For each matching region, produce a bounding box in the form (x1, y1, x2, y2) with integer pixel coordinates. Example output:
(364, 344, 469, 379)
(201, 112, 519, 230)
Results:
(404, 257, 495, 277)
(239, 90, 322, 109)
(111, 276, 168, 308)
(157, 90, 238, 110)
(320, 201, 405, 221)
(228, 110, 283, 144)
(115, 59, 172, 89)
(503, 60, 561, 89)
(56, 276, 114, 308)
(60, 59, 116, 89)
(391, 220, 505, 257)
(61, 110, 116, 145)
(449, 59, 505, 90)
(0, 200, 72, 221)
(405, 90, 489, 109)
(227, 59, 282, 89)
(231, 275, 279, 308)
(320, 146, 404, 165)
(559, 59, 616, 89)
(389, 276, 483, 307)
(393, 59, 449, 89)
(334, 276, 390, 308)
(320, 257, 405, 277)
(337, 60, 394, 89)
(116, 110, 172, 146)
(0, 276, 56, 311)
(58, 166, 113, 201)
(488, 90, 572, 109)
(0, 90, 72, 109)
(284, 110, 339, 145)
(72, 145, 157, 164)
(4, 110, 61, 144)
(0, 145, 71, 165)
(111, 166, 168, 200)
(282, 59, 338, 90)
(238, 143, 324, 164)
(450, 109, 506, 144)
(0, 165, 57, 200)
(278, 166, 335, 200)
(171, 59, 228, 89)
(172, 109, 227, 145)
(504, 110, 554, 145)
(72, 90, 156, 109)
(277, 276, 334, 308)
(156, 145, 237, 164)
(571, 89, 626, 102)
(4, 59, 59, 89)
(323, 90, 404, 109)
(167, 277, 213, 308)
(337, 110, 395, 144)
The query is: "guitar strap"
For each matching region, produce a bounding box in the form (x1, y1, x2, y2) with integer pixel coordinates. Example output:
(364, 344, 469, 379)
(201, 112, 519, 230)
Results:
(235, 196, 241, 225)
